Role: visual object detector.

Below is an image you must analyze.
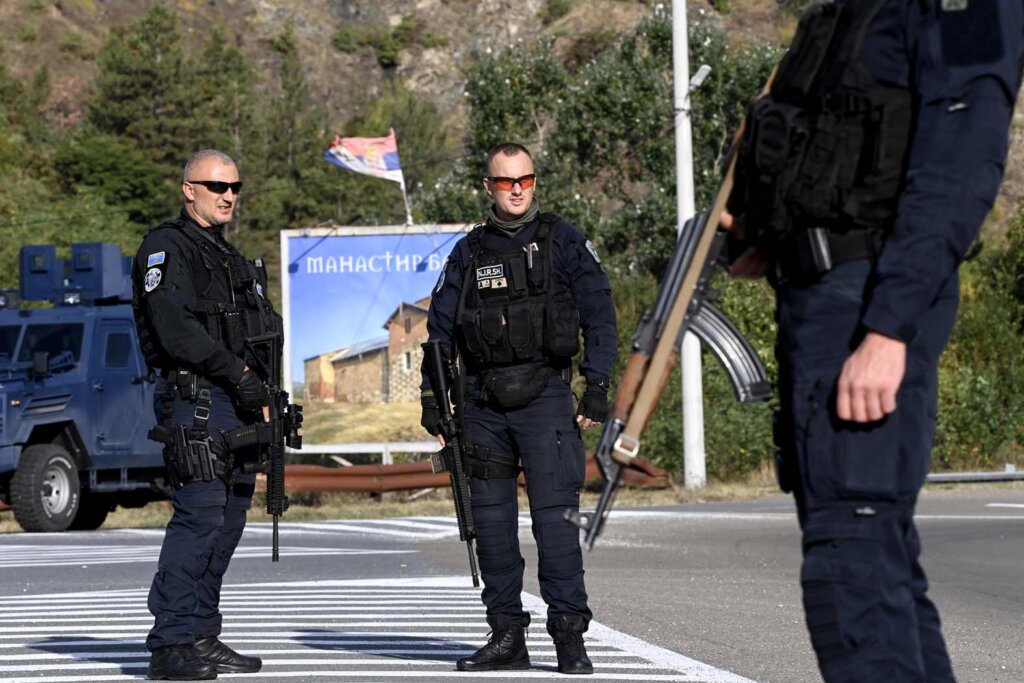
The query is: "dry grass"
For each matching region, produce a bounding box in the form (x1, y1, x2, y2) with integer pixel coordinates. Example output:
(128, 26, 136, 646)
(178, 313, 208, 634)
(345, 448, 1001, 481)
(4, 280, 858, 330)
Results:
(301, 400, 425, 444)
(5, 476, 1015, 534)
(0, 474, 782, 534)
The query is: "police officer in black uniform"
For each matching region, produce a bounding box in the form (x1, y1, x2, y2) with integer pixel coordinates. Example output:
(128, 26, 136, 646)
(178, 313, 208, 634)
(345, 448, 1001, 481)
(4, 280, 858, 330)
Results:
(421, 142, 616, 675)
(723, 3, 1023, 682)
(133, 149, 273, 680)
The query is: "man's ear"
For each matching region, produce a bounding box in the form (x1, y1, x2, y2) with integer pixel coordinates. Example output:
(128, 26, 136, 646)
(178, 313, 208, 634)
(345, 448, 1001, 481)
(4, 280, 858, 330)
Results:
(182, 181, 195, 202)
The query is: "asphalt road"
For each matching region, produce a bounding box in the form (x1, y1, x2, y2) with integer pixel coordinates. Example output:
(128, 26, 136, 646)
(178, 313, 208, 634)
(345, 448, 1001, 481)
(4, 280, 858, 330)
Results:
(0, 486, 1021, 682)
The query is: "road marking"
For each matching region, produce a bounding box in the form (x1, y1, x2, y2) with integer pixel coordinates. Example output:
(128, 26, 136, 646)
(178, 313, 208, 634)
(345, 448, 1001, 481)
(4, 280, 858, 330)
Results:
(0, 577, 758, 682)
(0, 545, 412, 569)
(985, 503, 1024, 509)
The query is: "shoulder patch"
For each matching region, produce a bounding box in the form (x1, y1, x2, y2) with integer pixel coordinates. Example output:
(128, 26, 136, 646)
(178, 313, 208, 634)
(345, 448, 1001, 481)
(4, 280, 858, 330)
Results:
(584, 240, 602, 264)
(144, 267, 162, 293)
(147, 251, 166, 267)
(434, 256, 449, 293)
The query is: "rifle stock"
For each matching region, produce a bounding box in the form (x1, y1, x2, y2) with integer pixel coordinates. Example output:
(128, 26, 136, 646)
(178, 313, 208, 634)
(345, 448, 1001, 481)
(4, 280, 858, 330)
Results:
(422, 340, 480, 587)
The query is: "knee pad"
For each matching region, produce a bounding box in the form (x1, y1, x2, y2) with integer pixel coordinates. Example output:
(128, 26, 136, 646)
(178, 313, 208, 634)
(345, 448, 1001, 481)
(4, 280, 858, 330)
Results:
(800, 514, 900, 682)
(532, 506, 582, 563)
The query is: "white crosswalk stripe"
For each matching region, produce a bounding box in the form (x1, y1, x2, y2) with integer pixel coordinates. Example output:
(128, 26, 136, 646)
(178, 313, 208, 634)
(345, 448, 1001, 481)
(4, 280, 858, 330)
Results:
(0, 577, 758, 682)
(0, 545, 412, 569)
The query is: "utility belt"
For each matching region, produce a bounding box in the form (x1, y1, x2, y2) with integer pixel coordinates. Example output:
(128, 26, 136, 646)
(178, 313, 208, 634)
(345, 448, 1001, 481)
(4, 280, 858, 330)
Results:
(478, 362, 572, 410)
(771, 227, 885, 287)
(150, 368, 273, 488)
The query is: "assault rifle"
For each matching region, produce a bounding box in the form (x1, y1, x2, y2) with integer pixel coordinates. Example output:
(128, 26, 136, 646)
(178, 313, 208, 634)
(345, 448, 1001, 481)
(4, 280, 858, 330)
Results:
(244, 281, 303, 562)
(422, 340, 480, 587)
(565, 157, 772, 551)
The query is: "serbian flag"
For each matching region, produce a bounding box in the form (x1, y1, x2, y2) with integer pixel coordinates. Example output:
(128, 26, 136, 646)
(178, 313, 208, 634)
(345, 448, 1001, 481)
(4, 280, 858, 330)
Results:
(324, 127, 405, 185)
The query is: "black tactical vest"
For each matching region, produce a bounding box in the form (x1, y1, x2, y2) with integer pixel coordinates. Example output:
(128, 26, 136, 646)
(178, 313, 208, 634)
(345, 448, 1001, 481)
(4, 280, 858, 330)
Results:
(730, 0, 913, 248)
(457, 214, 580, 367)
(133, 218, 280, 376)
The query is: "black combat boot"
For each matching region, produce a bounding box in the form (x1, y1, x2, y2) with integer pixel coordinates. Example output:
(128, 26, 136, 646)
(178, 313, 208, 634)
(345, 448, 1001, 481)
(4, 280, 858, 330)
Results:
(456, 614, 530, 671)
(194, 637, 262, 674)
(147, 644, 217, 680)
(547, 614, 594, 675)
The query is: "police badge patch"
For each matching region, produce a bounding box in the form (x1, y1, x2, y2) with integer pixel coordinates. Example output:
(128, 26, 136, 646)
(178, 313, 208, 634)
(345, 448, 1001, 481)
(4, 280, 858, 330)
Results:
(144, 267, 162, 293)
(585, 240, 602, 263)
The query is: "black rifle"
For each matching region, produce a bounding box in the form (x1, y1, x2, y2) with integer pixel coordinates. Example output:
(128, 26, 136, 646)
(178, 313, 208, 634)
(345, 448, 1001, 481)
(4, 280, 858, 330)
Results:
(421, 340, 480, 587)
(245, 300, 303, 562)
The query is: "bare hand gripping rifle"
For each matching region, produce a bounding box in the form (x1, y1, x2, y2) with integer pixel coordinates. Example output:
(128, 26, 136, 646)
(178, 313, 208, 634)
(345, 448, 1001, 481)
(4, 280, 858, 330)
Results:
(565, 111, 774, 550)
(422, 340, 480, 587)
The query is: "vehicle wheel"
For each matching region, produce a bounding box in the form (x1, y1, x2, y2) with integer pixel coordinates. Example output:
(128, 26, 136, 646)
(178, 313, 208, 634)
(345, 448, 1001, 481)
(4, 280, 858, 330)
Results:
(69, 494, 111, 530)
(10, 444, 81, 532)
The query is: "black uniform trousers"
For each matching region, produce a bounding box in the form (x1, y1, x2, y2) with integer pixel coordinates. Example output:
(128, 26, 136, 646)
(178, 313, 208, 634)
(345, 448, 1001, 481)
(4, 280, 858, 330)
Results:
(146, 381, 256, 651)
(775, 259, 957, 683)
(463, 375, 591, 628)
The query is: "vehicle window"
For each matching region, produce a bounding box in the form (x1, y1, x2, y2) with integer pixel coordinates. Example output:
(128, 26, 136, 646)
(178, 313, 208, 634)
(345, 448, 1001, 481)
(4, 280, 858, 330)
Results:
(105, 332, 131, 368)
(18, 323, 85, 362)
(0, 325, 20, 361)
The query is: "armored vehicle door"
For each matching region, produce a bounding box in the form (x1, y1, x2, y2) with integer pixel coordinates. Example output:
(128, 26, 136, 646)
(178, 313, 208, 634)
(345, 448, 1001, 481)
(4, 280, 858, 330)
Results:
(88, 319, 150, 465)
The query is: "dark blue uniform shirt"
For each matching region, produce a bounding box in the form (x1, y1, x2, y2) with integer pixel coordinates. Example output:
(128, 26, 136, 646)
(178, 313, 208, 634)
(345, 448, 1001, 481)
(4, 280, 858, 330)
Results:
(426, 215, 617, 386)
(861, 0, 1024, 343)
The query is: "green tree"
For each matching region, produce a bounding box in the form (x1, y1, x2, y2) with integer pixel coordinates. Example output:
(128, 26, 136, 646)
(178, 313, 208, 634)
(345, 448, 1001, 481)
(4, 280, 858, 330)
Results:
(88, 6, 191, 172)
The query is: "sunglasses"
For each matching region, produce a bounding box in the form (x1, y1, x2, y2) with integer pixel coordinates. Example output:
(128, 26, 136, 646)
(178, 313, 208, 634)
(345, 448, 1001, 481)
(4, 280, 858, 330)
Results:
(487, 174, 536, 191)
(188, 179, 243, 194)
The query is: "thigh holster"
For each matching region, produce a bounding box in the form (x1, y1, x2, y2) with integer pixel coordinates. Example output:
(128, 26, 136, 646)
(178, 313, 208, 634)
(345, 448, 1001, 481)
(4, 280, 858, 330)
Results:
(468, 444, 518, 480)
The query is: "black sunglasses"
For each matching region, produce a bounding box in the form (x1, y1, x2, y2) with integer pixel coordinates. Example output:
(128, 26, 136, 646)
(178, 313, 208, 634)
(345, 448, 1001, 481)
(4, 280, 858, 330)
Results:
(187, 179, 243, 194)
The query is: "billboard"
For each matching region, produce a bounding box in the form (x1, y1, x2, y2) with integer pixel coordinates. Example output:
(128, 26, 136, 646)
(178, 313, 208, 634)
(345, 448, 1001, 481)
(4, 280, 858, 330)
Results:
(280, 224, 471, 453)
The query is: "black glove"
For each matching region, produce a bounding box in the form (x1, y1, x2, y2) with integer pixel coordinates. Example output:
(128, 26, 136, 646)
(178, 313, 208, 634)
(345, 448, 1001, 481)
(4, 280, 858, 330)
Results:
(576, 382, 609, 424)
(420, 391, 442, 437)
(234, 369, 267, 409)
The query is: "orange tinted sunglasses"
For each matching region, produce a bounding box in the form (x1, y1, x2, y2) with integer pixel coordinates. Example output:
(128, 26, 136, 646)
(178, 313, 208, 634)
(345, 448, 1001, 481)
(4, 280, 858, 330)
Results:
(487, 174, 536, 191)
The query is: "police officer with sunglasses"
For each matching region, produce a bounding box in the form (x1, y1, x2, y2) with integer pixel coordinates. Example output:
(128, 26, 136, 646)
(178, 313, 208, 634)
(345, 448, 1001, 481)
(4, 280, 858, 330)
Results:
(723, 2, 1023, 682)
(132, 149, 274, 680)
(421, 142, 617, 675)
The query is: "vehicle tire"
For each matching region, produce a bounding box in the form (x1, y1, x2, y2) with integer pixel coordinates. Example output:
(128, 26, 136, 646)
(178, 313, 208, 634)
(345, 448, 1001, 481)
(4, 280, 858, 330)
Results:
(69, 493, 111, 530)
(10, 444, 81, 532)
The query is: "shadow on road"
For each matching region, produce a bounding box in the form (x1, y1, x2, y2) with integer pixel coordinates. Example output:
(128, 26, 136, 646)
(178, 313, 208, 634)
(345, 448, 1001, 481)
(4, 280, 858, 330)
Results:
(28, 636, 145, 677)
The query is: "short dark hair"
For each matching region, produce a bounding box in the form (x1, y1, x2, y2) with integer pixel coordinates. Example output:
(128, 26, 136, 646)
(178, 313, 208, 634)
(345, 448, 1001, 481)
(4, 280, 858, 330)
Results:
(485, 142, 532, 174)
(183, 149, 237, 182)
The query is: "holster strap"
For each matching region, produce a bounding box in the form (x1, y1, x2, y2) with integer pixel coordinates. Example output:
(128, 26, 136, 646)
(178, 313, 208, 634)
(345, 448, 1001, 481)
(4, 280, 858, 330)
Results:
(468, 444, 518, 480)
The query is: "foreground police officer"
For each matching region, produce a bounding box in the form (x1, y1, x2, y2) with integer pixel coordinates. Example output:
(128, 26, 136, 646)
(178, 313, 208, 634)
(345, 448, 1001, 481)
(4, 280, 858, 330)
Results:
(723, 2, 1023, 682)
(133, 149, 273, 680)
(421, 142, 616, 674)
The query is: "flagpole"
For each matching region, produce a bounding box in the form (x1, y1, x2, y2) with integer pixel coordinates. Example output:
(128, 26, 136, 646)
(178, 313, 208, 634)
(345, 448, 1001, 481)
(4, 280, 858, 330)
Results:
(399, 177, 414, 226)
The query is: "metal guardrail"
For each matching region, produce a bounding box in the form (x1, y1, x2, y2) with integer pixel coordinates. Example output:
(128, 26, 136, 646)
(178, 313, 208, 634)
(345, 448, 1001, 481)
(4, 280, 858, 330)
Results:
(926, 465, 1024, 483)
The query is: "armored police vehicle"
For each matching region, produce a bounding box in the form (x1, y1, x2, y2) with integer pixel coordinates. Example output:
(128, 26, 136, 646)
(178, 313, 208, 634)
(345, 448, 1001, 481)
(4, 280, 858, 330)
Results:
(0, 243, 166, 532)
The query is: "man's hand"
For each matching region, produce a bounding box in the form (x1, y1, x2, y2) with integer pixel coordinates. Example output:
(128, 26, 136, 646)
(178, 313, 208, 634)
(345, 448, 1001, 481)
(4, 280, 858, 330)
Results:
(576, 382, 609, 430)
(234, 368, 268, 410)
(836, 331, 907, 423)
(720, 211, 768, 280)
(420, 391, 444, 444)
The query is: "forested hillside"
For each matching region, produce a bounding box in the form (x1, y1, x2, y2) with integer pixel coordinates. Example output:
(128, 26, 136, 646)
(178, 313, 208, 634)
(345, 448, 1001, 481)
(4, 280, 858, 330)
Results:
(1, 0, 1022, 476)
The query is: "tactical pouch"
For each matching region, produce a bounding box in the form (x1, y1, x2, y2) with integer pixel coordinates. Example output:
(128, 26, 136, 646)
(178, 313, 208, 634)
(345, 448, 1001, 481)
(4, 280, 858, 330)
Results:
(468, 444, 518, 480)
(149, 424, 226, 488)
(172, 370, 198, 401)
(505, 302, 535, 360)
(543, 304, 580, 359)
(481, 364, 557, 410)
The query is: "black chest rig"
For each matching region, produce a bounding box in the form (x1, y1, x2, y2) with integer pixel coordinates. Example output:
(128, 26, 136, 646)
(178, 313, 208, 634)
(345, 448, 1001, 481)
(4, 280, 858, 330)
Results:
(731, 0, 913, 251)
(180, 221, 281, 375)
(457, 214, 580, 369)
(134, 218, 280, 375)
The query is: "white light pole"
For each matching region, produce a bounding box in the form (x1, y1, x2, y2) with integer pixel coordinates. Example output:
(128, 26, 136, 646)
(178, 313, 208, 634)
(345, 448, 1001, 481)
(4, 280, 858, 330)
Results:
(673, 0, 709, 489)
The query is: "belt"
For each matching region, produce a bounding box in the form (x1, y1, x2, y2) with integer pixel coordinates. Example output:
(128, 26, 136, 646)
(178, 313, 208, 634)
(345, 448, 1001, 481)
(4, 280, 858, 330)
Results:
(773, 227, 885, 286)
